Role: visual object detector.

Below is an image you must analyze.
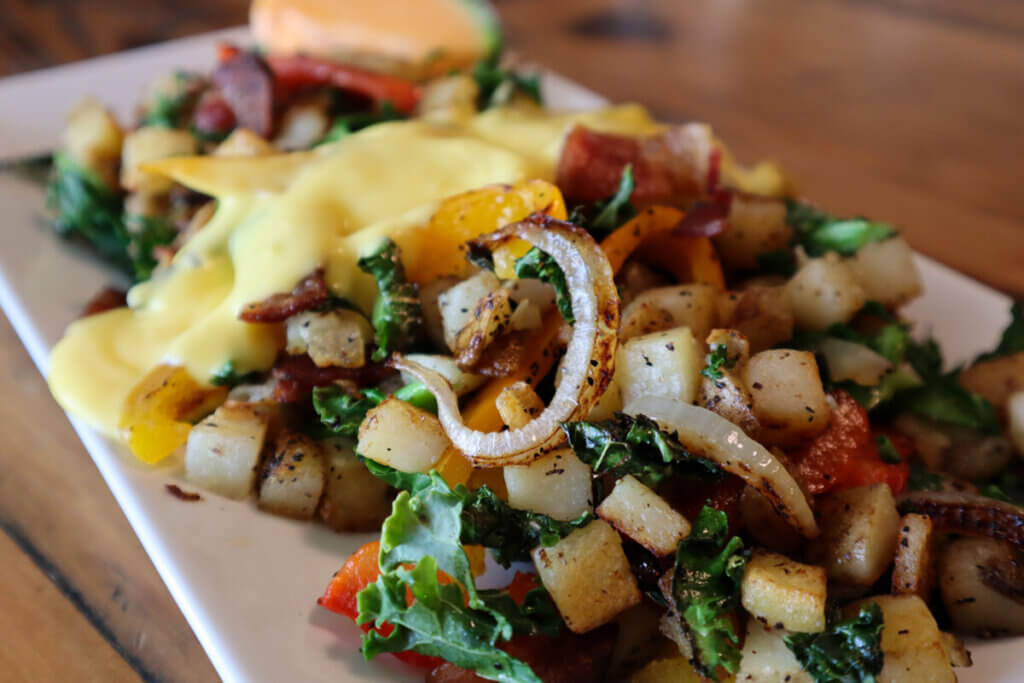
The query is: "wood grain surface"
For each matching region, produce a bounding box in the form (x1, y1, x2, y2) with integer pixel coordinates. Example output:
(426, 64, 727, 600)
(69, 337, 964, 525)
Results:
(1, 1, 1021, 681)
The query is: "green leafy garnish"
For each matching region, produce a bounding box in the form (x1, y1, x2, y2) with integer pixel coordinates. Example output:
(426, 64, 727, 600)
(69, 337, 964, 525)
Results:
(874, 434, 902, 464)
(701, 344, 737, 381)
(568, 164, 637, 236)
(314, 382, 436, 437)
(786, 200, 894, 257)
(358, 239, 424, 362)
(975, 301, 1024, 362)
(906, 462, 946, 492)
(784, 602, 885, 683)
(209, 360, 262, 387)
(319, 102, 402, 144)
(667, 505, 748, 680)
(472, 58, 543, 109)
(975, 467, 1024, 506)
(140, 72, 197, 128)
(514, 247, 573, 324)
(562, 413, 721, 488)
(123, 213, 178, 281)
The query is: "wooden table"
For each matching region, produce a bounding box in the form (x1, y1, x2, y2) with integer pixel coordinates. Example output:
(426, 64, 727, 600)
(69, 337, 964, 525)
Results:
(1, 1, 1021, 680)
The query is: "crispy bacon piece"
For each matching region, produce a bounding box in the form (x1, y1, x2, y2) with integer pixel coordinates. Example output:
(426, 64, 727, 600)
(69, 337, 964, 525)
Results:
(81, 287, 127, 317)
(211, 51, 274, 137)
(672, 197, 730, 237)
(192, 89, 236, 138)
(426, 625, 618, 683)
(239, 271, 328, 323)
(556, 124, 715, 206)
(271, 354, 393, 403)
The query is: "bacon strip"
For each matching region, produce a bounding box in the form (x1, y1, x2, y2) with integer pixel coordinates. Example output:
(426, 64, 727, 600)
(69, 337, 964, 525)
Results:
(81, 287, 127, 318)
(556, 124, 715, 206)
(239, 271, 328, 323)
(271, 354, 393, 403)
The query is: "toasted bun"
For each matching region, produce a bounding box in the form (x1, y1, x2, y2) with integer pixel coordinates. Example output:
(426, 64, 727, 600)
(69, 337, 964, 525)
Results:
(250, 0, 500, 80)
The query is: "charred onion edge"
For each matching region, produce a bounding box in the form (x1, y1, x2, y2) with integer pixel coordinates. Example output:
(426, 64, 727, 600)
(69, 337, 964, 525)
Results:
(623, 395, 820, 538)
(393, 213, 619, 466)
(899, 491, 1024, 548)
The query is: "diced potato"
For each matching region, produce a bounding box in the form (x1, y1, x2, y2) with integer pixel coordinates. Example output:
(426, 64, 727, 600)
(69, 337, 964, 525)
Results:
(848, 237, 922, 306)
(504, 447, 593, 521)
(744, 349, 830, 446)
(891, 514, 935, 599)
(420, 276, 459, 350)
(285, 309, 372, 368)
(938, 536, 1024, 637)
(258, 432, 325, 519)
(357, 397, 450, 472)
(505, 277, 556, 313)
(939, 632, 972, 668)
(818, 337, 892, 385)
(438, 270, 501, 351)
(850, 595, 955, 683)
(811, 484, 900, 585)
(619, 284, 718, 342)
(214, 128, 275, 157)
(629, 656, 703, 683)
(619, 327, 704, 407)
(495, 381, 545, 429)
(532, 520, 641, 633)
(185, 403, 270, 499)
(717, 286, 794, 353)
(959, 351, 1024, 412)
(617, 260, 670, 308)
(454, 287, 514, 367)
(713, 195, 791, 271)
(121, 126, 198, 193)
(597, 475, 690, 556)
(1010, 391, 1024, 455)
(736, 618, 813, 683)
(62, 98, 123, 186)
(400, 354, 486, 396)
(587, 361, 623, 421)
(417, 73, 480, 122)
(739, 486, 802, 555)
(786, 253, 866, 330)
(741, 550, 826, 632)
(698, 329, 760, 434)
(274, 100, 330, 151)
(508, 298, 542, 331)
(318, 437, 393, 532)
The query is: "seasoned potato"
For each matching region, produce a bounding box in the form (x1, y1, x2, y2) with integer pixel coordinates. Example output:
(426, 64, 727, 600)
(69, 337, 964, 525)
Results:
(619, 327, 704, 407)
(717, 285, 794, 353)
(274, 99, 330, 151)
(495, 381, 545, 429)
(438, 270, 501, 351)
(63, 98, 123, 186)
(736, 618, 813, 683)
(454, 287, 514, 368)
(698, 329, 759, 434)
(811, 484, 900, 586)
(741, 550, 827, 632)
(939, 632, 972, 668)
(285, 309, 372, 368)
(786, 253, 866, 330)
(597, 475, 690, 556)
(357, 397, 450, 472)
(587, 362, 623, 421)
(744, 349, 830, 446)
(185, 402, 270, 499)
(713, 195, 791, 271)
(959, 350, 1024, 413)
(121, 125, 197, 193)
(213, 128, 275, 157)
(258, 432, 325, 519)
(740, 486, 802, 555)
(420, 276, 459, 350)
(417, 73, 480, 121)
(532, 520, 641, 633)
(891, 514, 936, 599)
(848, 237, 922, 306)
(619, 284, 718, 342)
(939, 536, 1024, 637)
(850, 594, 955, 683)
(400, 354, 486, 396)
(504, 447, 593, 521)
(629, 656, 703, 683)
(318, 437, 393, 532)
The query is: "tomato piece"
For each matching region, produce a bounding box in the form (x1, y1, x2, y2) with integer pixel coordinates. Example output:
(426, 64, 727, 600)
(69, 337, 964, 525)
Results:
(791, 391, 910, 495)
(266, 54, 420, 114)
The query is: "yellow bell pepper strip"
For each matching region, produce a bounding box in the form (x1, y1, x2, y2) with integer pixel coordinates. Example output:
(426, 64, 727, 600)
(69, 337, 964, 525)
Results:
(600, 205, 686, 274)
(119, 365, 227, 464)
(638, 232, 726, 290)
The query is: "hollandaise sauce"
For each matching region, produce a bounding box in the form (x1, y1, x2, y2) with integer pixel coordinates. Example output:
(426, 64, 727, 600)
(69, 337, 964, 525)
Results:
(48, 104, 663, 438)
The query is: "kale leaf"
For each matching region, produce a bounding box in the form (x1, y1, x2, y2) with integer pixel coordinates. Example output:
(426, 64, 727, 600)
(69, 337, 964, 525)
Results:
(701, 344, 737, 381)
(562, 413, 721, 488)
(209, 360, 262, 387)
(314, 382, 436, 437)
(975, 467, 1024, 506)
(568, 164, 637, 237)
(874, 434, 902, 464)
(319, 102, 402, 145)
(784, 602, 885, 683)
(668, 505, 748, 680)
(906, 462, 946, 492)
(123, 213, 178, 281)
(358, 239, 424, 362)
(472, 58, 543, 109)
(786, 200, 894, 257)
(514, 247, 573, 324)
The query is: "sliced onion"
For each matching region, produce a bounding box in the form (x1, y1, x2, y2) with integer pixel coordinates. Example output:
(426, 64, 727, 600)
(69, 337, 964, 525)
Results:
(394, 214, 619, 466)
(623, 395, 819, 537)
(899, 491, 1024, 548)
(817, 337, 892, 386)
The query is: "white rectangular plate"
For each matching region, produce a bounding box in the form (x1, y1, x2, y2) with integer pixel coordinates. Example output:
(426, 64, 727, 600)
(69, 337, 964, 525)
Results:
(0, 29, 1017, 683)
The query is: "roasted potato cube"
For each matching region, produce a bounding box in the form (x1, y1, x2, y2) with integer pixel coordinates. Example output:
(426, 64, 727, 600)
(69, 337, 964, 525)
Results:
(629, 656, 704, 683)
(419, 276, 459, 350)
(532, 520, 641, 633)
(736, 618, 813, 683)
(496, 381, 545, 429)
(504, 447, 593, 521)
(285, 309, 372, 368)
(739, 486, 802, 555)
(938, 536, 1024, 637)
(848, 237, 922, 306)
(358, 397, 450, 473)
(400, 354, 486, 396)
(619, 284, 718, 342)
(939, 632, 972, 668)
(597, 475, 690, 556)
(959, 350, 1024, 413)
(318, 437, 393, 532)
(714, 195, 791, 271)
(454, 287, 514, 368)
(214, 128, 275, 157)
(274, 100, 330, 151)
(850, 594, 955, 683)
(619, 327, 704, 407)
(786, 253, 866, 330)
(185, 402, 270, 499)
(744, 349, 830, 446)
(717, 286, 795, 353)
(891, 513, 935, 599)
(811, 484, 900, 585)
(438, 270, 501, 351)
(258, 432, 325, 519)
(62, 98, 123, 186)
(121, 125, 197, 194)
(741, 550, 827, 632)
(587, 363, 623, 421)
